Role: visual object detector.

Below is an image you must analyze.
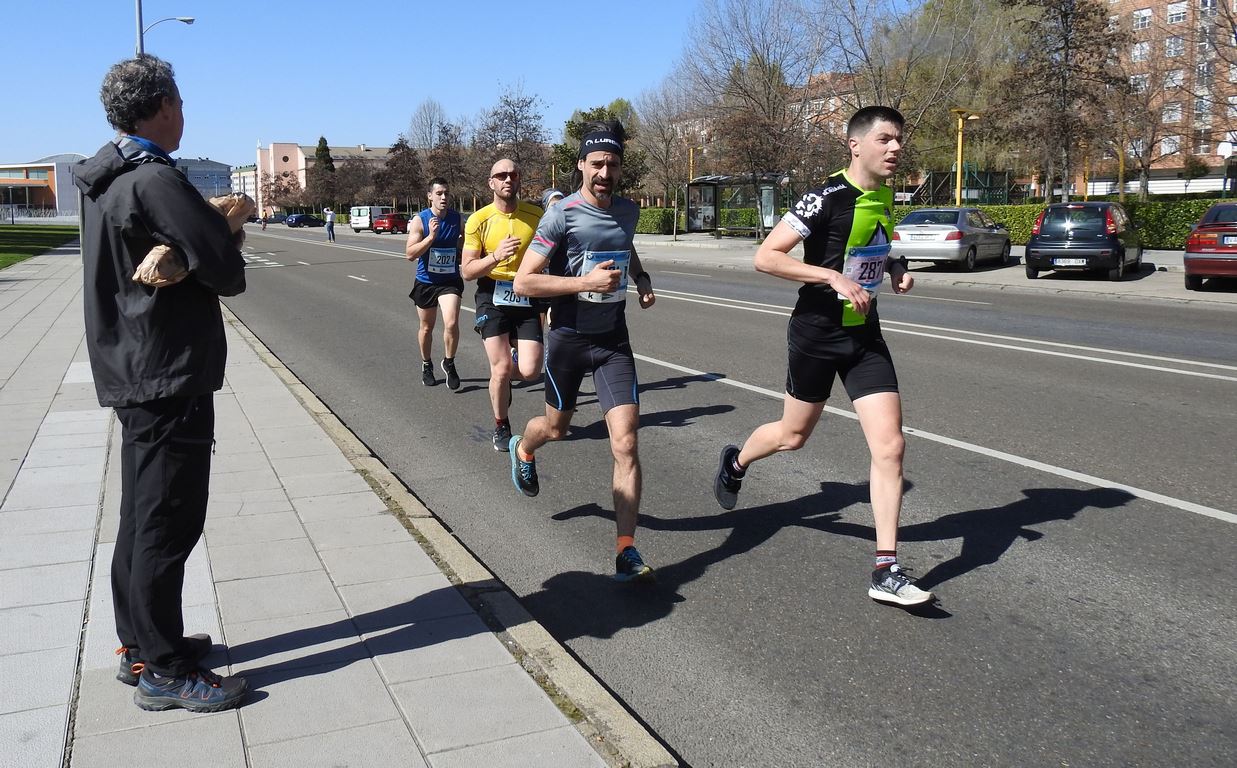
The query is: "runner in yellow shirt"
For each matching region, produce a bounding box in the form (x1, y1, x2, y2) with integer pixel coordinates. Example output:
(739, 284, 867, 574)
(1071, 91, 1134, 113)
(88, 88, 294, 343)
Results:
(461, 158, 545, 451)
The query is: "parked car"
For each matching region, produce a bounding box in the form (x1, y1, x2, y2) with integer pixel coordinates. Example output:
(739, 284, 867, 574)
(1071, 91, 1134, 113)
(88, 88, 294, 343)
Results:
(373, 212, 410, 235)
(1023, 202, 1142, 281)
(285, 213, 325, 228)
(1183, 202, 1237, 290)
(267, 212, 288, 224)
(891, 207, 1012, 271)
(349, 205, 394, 232)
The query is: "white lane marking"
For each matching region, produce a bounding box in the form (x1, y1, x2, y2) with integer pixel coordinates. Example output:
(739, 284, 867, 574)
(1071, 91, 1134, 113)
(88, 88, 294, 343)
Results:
(253, 230, 404, 259)
(884, 293, 992, 305)
(643, 288, 1236, 378)
(662, 270, 711, 277)
(347, 275, 368, 282)
(887, 328, 1237, 382)
(297, 261, 310, 266)
(632, 352, 1236, 524)
(882, 320, 1237, 372)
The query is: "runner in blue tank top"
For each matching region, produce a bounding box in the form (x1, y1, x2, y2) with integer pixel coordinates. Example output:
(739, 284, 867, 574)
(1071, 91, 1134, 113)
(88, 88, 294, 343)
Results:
(405, 177, 464, 389)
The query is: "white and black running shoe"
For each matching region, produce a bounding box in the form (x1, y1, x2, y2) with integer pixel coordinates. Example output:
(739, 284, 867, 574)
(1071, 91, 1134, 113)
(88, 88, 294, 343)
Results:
(868, 564, 933, 606)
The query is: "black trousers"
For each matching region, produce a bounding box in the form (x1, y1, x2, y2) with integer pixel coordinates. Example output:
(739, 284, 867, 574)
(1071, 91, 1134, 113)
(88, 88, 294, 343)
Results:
(111, 394, 214, 676)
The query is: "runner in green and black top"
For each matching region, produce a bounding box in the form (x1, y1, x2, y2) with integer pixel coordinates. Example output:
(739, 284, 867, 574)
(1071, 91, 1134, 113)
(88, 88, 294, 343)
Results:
(712, 106, 934, 608)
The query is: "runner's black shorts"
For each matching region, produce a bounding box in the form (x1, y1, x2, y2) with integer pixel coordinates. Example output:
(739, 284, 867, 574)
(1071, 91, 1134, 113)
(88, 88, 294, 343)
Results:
(544, 326, 638, 413)
(473, 290, 544, 343)
(409, 279, 463, 310)
(785, 315, 899, 403)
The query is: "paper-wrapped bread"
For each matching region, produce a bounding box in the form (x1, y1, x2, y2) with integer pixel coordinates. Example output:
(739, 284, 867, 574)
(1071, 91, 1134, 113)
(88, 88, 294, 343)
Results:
(209, 193, 257, 233)
(132, 193, 255, 287)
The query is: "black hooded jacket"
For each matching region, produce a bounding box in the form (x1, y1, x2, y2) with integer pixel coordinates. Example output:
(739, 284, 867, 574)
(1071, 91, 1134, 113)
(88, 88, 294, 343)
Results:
(74, 137, 246, 407)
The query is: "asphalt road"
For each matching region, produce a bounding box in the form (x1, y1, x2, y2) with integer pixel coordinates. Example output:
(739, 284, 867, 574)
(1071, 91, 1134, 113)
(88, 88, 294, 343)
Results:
(225, 225, 1237, 768)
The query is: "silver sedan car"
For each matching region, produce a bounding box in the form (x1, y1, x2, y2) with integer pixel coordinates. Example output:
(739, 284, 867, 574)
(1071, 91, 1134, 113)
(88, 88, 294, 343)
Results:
(892, 207, 1013, 271)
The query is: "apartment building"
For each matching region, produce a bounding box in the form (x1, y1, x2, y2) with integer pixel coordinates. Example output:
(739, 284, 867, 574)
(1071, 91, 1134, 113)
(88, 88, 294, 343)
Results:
(1104, 0, 1237, 193)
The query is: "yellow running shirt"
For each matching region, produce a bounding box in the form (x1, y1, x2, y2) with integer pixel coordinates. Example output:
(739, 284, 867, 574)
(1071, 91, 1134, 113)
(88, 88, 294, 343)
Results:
(463, 201, 544, 282)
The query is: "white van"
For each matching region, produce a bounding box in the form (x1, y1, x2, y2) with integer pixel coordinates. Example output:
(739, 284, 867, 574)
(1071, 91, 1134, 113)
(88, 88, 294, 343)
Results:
(350, 205, 393, 232)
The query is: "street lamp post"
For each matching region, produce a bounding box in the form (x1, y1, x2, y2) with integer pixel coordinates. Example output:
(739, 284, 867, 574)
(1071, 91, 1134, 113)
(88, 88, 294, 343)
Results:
(135, 1, 194, 55)
(951, 108, 980, 207)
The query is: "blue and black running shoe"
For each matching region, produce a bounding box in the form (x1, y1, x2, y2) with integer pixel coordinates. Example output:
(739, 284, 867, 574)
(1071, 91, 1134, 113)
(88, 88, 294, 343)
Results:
(615, 545, 655, 583)
(509, 435, 539, 496)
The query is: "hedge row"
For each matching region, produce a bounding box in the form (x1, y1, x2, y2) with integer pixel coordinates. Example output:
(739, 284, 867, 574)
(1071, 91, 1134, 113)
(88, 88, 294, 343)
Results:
(892, 200, 1216, 249)
(638, 199, 1218, 247)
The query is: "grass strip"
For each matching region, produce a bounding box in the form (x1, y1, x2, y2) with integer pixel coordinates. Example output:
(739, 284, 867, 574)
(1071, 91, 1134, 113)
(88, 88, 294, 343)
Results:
(0, 224, 79, 270)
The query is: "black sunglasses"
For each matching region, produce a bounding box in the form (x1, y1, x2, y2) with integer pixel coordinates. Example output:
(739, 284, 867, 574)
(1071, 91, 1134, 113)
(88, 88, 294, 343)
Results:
(491, 171, 518, 180)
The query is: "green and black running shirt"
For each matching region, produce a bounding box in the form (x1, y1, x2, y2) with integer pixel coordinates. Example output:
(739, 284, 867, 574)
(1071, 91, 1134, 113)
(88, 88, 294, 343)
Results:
(781, 170, 897, 327)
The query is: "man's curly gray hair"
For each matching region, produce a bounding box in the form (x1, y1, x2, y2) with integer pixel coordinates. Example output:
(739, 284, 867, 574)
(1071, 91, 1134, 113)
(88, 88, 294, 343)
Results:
(100, 54, 177, 134)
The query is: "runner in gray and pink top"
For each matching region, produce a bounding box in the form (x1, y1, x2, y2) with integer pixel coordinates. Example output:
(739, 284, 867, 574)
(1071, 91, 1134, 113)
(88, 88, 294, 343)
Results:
(506, 119, 659, 584)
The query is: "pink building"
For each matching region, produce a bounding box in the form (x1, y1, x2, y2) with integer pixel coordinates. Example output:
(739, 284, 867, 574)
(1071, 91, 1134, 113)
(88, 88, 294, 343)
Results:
(255, 142, 389, 214)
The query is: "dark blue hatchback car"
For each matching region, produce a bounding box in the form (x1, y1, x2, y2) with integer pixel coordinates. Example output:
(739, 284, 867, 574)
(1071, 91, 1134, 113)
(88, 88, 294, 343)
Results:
(1024, 202, 1142, 281)
(285, 214, 325, 228)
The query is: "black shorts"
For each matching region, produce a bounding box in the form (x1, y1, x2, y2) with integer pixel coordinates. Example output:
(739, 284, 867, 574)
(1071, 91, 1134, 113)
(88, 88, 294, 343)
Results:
(409, 279, 463, 310)
(544, 327, 638, 413)
(785, 316, 899, 403)
(474, 290, 543, 342)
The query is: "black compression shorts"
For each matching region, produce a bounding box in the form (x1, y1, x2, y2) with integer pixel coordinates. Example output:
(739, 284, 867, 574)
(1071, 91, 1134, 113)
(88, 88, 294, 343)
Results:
(473, 290, 544, 342)
(785, 316, 899, 403)
(543, 326, 638, 413)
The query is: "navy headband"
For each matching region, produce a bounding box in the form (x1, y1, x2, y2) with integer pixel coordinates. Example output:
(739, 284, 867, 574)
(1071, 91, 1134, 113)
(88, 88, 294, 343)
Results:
(578, 131, 624, 159)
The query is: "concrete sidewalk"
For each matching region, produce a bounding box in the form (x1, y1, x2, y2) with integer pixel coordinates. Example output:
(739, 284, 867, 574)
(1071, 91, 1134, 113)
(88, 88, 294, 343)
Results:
(0, 246, 674, 768)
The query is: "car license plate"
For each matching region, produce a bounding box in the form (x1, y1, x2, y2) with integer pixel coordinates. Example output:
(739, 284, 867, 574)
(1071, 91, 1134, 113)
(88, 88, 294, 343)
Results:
(910, 234, 934, 240)
(1053, 258, 1087, 266)
(1224, 236, 1237, 245)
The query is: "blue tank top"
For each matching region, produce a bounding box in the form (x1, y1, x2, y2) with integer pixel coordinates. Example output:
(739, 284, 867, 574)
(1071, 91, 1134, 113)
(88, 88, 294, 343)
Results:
(415, 209, 462, 284)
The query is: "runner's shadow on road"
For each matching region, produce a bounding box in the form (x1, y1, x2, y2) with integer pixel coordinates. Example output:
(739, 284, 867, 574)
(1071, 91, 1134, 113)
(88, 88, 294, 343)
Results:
(525, 484, 872, 640)
(638, 372, 727, 393)
(530, 485, 1135, 636)
(564, 403, 736, 441)
(779, 485, 1135, 591)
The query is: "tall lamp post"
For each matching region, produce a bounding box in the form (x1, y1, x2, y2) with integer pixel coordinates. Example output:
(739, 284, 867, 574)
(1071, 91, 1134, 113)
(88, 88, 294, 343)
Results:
(136, 1, 194, 55)
(950, 108, 980, 206)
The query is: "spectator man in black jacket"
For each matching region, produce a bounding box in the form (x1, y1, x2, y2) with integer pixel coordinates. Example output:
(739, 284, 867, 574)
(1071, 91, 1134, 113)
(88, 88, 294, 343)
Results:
(75, 55, 248, 712)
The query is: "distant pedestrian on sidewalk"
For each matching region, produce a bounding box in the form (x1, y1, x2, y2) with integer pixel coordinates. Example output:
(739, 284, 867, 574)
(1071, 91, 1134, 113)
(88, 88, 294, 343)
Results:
(324, 206, 336, 242)
(74, 54, 249, 712)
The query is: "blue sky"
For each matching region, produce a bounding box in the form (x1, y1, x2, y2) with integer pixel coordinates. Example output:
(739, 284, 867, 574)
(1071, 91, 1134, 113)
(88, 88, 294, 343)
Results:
(4, 0, 697, 166)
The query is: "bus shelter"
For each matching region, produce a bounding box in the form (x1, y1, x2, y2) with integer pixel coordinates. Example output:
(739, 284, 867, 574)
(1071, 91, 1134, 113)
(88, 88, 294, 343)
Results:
(686, 173, 787, 233)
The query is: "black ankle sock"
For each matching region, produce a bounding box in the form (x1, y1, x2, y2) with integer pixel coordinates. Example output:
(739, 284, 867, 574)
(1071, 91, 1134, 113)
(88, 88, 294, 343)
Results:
(728, 451, 746, 477)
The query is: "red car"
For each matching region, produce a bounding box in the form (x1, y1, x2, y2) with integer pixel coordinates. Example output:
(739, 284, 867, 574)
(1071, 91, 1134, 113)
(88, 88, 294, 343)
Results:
(1184, 202, 1237, 290)
(373, 212, 409, 235)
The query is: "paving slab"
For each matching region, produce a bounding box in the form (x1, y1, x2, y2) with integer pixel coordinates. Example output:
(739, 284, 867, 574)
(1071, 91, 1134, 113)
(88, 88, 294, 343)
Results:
(0, 504, 97, 536)
(0, 529, 95, 569)
(210, 537, 321, 582)
(70, 710, 245, 768)
(429, 724, 609, 768)
(291, 490, 388, 522)
(0, 704, 67, 768)
(0, 561, 90, 609)
(0, 600, 85, 654)
(0, 646, 77, 715)
(363, 612, 513, 685)
(246, 718, 429, 768)
(393, 663, 576, 755)
(225, 608, 368, 675)
(215, 570, 344, 625)
(317, 540, 441, 586)
(303, 513, 408, 550)
(337, 574, 475, 633)
(239, 659, 402, 746)
(203, 510, 305, 548)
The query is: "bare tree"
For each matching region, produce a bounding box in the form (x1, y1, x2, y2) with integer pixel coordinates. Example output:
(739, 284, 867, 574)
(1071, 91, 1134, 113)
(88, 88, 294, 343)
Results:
(259, 170, 302, 212)
(474, 83, 551, 189)
(409, 99, 448, 150)
(334, 159, 376, 206)
(635, 74, 693, 206)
